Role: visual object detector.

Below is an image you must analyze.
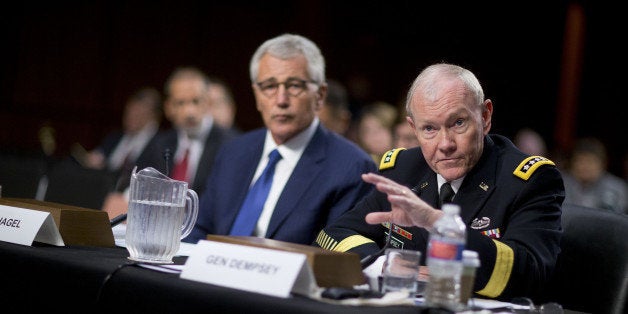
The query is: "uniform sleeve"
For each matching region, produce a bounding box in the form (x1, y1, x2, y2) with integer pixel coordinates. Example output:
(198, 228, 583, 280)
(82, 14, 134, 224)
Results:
(314, 148, 412, 260)
(314, 191, 388, 259)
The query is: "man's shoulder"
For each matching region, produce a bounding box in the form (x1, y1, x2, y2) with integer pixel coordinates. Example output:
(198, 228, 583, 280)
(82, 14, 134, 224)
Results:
(489, 134, 559, 182)
(209, 124, 240, 141)
(378, 147, 423, 171)
(325, 132, 371, 157)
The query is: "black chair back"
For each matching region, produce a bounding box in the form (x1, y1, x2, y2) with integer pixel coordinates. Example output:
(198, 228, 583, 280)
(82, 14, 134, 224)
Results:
(43, 159, 117, 210)
(0, 153, 47, 198)
(539, 204, 628, 314)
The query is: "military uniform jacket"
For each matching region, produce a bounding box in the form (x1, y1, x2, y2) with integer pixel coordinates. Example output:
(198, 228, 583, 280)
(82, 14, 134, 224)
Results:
(315, 134, 564, 301)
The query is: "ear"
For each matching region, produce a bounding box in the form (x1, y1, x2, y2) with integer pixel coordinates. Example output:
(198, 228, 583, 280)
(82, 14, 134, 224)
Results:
(482, 99, 493, 134)
(314, 83, 327, 111)
(406, 116, 420, 141)
(406, 116, 416, 131)
(163, 100, 175, 121)
(252, 83, 263, 113)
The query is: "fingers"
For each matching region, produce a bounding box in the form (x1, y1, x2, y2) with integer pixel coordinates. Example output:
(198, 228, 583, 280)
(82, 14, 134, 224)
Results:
(365, 212, 390, 225)
(362, 173, 409, 196)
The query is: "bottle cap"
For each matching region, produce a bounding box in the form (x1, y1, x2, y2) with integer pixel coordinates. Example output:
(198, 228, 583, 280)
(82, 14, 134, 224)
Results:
(442, 203, 460, 215)
(462, 250, 480, 267)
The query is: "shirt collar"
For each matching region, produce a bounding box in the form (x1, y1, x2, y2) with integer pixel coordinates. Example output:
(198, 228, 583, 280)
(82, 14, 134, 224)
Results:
(437, 174, 465, 194)
(263, 117, 319, 162)
(178, 115, 213, 145)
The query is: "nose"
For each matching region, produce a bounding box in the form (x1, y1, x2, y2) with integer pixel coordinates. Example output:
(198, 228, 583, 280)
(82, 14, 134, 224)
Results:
(438, 129, 456, 151)
(275, 84, 290, 106)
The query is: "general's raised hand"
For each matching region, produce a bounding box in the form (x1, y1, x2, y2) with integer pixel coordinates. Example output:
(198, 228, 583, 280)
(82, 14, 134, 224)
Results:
(361, 173, 442, 229)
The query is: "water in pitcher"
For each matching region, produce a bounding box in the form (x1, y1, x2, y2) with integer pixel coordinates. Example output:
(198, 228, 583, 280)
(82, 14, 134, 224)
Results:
(126, 199, 185, 264)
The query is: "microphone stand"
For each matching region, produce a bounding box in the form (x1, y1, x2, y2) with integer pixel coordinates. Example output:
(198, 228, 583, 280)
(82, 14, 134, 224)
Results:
(163, 148, 171, 176)
(111, 148, 173, 227)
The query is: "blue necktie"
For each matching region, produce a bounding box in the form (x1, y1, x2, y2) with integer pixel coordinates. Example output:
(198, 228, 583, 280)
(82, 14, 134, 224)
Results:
(229, 149, 283, 236)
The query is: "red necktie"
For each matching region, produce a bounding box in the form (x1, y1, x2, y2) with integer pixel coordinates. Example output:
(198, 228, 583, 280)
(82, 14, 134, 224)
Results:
(171, 148, 190, 182)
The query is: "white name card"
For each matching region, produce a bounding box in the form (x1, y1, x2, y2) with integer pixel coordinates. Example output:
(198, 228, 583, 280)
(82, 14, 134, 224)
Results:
(181, 240, 317, 298)
(0, 204, 64, 246)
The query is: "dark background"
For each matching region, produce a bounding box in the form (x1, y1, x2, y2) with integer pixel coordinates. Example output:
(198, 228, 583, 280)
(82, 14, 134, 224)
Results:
(1, 1, 625, 176)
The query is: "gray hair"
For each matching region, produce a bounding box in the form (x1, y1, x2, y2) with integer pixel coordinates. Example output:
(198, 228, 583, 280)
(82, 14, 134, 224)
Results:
(405, 63, 484, 119)
(249, 33, 326, 84)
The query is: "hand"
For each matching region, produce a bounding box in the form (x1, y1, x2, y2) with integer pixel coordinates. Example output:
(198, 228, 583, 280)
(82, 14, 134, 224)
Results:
(101, 192, 129, 220)
(361, 172, 443, 229)
(84, 151, 106, 169)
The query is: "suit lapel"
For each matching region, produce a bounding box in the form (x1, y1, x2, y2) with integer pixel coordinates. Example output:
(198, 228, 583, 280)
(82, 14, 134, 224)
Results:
(454, 138, 497, 224)
(414, 172, 439, 208)
(193, 125, 221, 189)
(220, 132, 266, 234)
(264, 127, 326, 237)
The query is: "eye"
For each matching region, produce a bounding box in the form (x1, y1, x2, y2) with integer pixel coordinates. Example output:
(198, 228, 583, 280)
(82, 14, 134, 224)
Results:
(259, 82, 278, 91)
(454, 118, 464, 127)
(286, 80, 305, 89)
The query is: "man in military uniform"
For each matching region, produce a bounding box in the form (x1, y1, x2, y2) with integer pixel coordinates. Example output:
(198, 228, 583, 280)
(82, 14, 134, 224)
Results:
(314, 63, 564, 301)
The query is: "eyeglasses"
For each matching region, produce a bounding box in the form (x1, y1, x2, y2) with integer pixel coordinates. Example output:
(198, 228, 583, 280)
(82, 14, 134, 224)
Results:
(255, 78, 317, 98)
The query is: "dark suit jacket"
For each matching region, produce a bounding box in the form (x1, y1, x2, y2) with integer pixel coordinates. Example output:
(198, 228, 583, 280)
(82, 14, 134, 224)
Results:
(94, 130, 160, 191)
(315, 134, 565, 301)
(184, 124, 378, 245)
(133, 124, 238, 195)
(95, 131, 125, 158)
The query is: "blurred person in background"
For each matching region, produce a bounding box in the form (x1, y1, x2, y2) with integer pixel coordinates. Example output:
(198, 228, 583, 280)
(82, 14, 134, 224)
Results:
(81, 87, 162, 190)
(355, 101, 397, 164)
(514, 127, 548, 157)
(208, 76, 241, 134)
(101, 67, 238, 219)
(393, 102, 420, 149)
(318, 78, 352, 137)
(562, 137, 627, 214)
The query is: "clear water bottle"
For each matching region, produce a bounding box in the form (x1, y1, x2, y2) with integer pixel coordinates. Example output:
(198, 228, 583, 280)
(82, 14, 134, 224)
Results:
(460, 250, 481, 307)
(424, 203, 466, 311)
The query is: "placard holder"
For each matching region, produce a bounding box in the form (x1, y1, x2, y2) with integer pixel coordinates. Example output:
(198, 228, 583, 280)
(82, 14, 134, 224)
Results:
(206, 235, 365, 288)
(0, 198, 115, 247)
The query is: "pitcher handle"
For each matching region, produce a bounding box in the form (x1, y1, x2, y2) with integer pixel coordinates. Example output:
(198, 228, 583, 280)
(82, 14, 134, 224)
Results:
(180, 189, 199, 239)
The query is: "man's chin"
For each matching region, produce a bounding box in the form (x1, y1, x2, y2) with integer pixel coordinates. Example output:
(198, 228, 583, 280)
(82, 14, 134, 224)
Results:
(438, 168, 465, 181)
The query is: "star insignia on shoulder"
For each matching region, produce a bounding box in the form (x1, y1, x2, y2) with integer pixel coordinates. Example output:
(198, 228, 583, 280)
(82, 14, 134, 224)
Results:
(513, 156, 555, 180)
(379, 148, 406, 170)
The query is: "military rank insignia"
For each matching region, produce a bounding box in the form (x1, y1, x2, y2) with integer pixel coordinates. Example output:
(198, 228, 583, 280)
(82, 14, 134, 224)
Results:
(513, 156, 555, 180)
(379, 148, 406, 170)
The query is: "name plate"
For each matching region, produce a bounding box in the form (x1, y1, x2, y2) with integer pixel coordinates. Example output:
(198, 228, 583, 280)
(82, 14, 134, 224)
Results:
(181, 240, 317, 298)
(0, 204, 64, 246)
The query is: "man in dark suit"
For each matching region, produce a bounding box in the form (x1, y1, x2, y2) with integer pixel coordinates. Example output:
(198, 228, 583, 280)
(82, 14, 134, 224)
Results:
(134, 67, 237, 195)
(83, 87, 162, 190)
(314, 63, 565, 302)
(101, 67, 237, 218)
(184, 34, 377, 245)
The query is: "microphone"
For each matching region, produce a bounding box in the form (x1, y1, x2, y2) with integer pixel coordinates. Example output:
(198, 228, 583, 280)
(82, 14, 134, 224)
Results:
(110, 213, 127, 227)
(163, 148, 171, 176)
(359, 184, 421, 268)
(360, 222, 393, 268)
